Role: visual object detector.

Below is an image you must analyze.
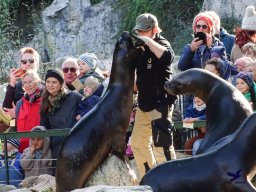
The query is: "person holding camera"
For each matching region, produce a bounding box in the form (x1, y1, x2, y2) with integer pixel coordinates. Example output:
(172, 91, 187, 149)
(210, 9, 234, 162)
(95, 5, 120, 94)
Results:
(177, 12, 225, 117)
(178, 12, 224, 71)
(130, 13, 176, 180)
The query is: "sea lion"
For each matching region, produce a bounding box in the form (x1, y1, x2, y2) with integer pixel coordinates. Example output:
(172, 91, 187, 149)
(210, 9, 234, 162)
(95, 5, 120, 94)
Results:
(164, 68, 252, 154)
(55, 32, 144, 192)
(140, 113, 256, 192)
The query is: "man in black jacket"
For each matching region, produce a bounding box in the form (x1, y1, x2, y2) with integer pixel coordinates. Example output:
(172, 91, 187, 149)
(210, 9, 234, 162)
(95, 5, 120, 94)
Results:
(130, 13, 177, 179)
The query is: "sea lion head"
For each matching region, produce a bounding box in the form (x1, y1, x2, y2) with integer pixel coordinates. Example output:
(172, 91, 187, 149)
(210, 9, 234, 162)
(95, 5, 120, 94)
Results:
(164, 68, 221, 100)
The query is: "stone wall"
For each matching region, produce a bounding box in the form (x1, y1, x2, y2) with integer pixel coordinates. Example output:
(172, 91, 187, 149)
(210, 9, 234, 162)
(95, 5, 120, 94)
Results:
(30, 0, 256, 70)
(202, 0, 255, 19)
(36, 0, 127, 69)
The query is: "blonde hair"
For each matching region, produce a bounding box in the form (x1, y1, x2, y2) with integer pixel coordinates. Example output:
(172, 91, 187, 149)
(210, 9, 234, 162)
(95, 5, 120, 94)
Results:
(20, 47, 40, 70)
(242, 42, 256, 59)
(23, 69, 41, 83)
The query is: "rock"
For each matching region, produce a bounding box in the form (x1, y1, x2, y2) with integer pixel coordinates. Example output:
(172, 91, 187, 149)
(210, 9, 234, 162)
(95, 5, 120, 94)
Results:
(202, 0, 256, 19)
(72, 185, 153, 192)
(18, 174, 55, 192)
(40, 0, 128, 66)
(85, 155, 138, 187)
(0, 184, 16, 192)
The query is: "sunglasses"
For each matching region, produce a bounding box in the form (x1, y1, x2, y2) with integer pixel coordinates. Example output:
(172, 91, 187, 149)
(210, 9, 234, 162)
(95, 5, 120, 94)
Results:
(196, 25, 208, 29)
(62, 67, 77, 73)
(246, 30, 256, 36)
(21, 59, 35, 65)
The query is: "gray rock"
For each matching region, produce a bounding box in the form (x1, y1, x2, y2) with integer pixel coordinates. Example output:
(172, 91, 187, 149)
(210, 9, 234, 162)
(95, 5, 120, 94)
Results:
(40, 0, 127, 67)
(85, 155, 138, 187)
(0, 184, 16, 192)
(202, 0, 256, 19)
(72, 185, 153, 192)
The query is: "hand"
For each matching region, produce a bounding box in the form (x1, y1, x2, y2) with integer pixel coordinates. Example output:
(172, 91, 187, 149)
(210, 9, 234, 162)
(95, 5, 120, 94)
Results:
(76, 115, 81, 121)
(137, 36, 151, 45)
(30, 146, 35, 154)
(9, 68, 21, 87)
(3, 102, 16, 118)
(190, 38, 202, 52)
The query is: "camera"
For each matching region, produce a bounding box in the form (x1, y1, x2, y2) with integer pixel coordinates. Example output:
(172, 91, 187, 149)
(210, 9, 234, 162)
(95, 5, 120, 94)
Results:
(194, 32, 207, 44)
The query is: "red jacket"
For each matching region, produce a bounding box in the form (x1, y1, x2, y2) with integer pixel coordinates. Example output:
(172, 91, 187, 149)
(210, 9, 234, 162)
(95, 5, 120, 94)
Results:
(16, 96, 41, 152)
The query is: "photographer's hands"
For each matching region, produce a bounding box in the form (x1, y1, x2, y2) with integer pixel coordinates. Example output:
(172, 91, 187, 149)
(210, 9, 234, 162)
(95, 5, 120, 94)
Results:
(190, 33, 213, 52)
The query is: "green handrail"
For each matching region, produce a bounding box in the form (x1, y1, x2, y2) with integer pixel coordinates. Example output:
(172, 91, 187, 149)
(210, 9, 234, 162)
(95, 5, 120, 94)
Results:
(173, 120, 206, 129)
(0, 129, 70, 185)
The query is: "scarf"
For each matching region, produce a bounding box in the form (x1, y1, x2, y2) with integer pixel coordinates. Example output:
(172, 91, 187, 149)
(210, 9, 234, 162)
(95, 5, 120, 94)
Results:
(48, 88, 67, 114)
(25, 88, 42, 103)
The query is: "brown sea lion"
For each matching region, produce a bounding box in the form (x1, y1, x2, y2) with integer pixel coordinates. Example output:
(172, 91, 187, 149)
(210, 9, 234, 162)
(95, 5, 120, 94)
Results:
(164, 68, 252, 154)
(140, 113, 256, 192)
(55, 32, 144, 192)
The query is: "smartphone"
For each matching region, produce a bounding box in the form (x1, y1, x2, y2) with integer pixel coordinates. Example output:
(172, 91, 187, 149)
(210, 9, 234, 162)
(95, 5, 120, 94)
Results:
(14, 68, 26, 78)
(194, 32, 207, 44)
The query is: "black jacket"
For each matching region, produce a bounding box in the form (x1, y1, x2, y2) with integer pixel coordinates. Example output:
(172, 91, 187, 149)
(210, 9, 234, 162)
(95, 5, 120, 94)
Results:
(135, 34, 176, 112)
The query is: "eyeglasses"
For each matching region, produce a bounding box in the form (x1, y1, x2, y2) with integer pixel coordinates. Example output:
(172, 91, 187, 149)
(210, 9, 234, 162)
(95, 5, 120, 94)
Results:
(196, 25, 208, 29)
(21, 59, 35, 65)
(246, 30, 256, 36)
(62, 67, 77, 73)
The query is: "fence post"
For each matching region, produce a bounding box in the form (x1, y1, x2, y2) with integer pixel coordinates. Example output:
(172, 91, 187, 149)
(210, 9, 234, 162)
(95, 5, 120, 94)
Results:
(3, 134, 9, 185)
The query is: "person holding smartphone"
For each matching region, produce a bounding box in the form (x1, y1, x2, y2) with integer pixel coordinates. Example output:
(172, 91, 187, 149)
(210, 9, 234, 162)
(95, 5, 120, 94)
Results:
(2, 47, 40, 123)
(177, 12, 225, 117)
(178, 12, 224, 71)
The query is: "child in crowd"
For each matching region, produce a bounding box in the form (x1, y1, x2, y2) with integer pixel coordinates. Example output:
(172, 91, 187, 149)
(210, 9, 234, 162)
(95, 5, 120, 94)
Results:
(183, 96, 206, 156)
(75, 76, 103, 121)
(0, 139, 24, 186)
(236, 71, 256, 111)
(234, 56, 254, 72)
(77, 53, 104, 84)
(242, 42, 256, 60)
(20, 126, 52, 178)
(209, 46, 238, 80)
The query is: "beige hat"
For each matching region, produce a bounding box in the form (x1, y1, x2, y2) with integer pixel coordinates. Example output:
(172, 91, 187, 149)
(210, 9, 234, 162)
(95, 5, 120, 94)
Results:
(242, 6, 256, 31)
(83, 76, 100, 93)
(134, 13, 158, 31)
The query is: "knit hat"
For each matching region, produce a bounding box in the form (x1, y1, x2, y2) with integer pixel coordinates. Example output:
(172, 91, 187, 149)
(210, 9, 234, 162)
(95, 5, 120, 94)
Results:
(7, 138, 20, 149)
(134, 13, 159, 31)
(192, 12, 215, 35)
(45, 68, 64, 84)
(210, 46, 227, 60)
(78, 53, 98, 70)
(236, 71, 254, 88)
(84, 76, 100, 93)
(234, 57, 254, 70)
(242, 6, 256, 31)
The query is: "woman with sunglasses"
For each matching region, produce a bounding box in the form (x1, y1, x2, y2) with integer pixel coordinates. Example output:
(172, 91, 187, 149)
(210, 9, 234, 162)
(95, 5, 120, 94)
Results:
(177, 12, 225, 118)
(2, 47, 40, 126)
(231, 6, 256, 63)
(40, 69, 82, 173)
(178, 12, 224, 71)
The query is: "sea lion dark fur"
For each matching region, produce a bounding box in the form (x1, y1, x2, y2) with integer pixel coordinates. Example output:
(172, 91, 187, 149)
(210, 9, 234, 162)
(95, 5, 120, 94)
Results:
(55, 32, 144, 192)
(140, 113, 256, 192)
(164, 68, 252, 154)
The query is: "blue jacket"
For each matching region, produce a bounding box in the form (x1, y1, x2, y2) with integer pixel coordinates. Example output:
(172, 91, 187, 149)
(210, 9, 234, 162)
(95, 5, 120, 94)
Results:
(219, 27, 235, 56)
(185, 105, 206, 120)
(0, 152, 24, 187)
(75, 84, 104, 118)
(178, 36, 224, 71)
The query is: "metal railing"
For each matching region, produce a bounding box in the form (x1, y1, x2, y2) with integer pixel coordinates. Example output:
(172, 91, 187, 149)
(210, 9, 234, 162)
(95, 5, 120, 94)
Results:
(0, 121, 207, 185)
(1, 129, 70, 185)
